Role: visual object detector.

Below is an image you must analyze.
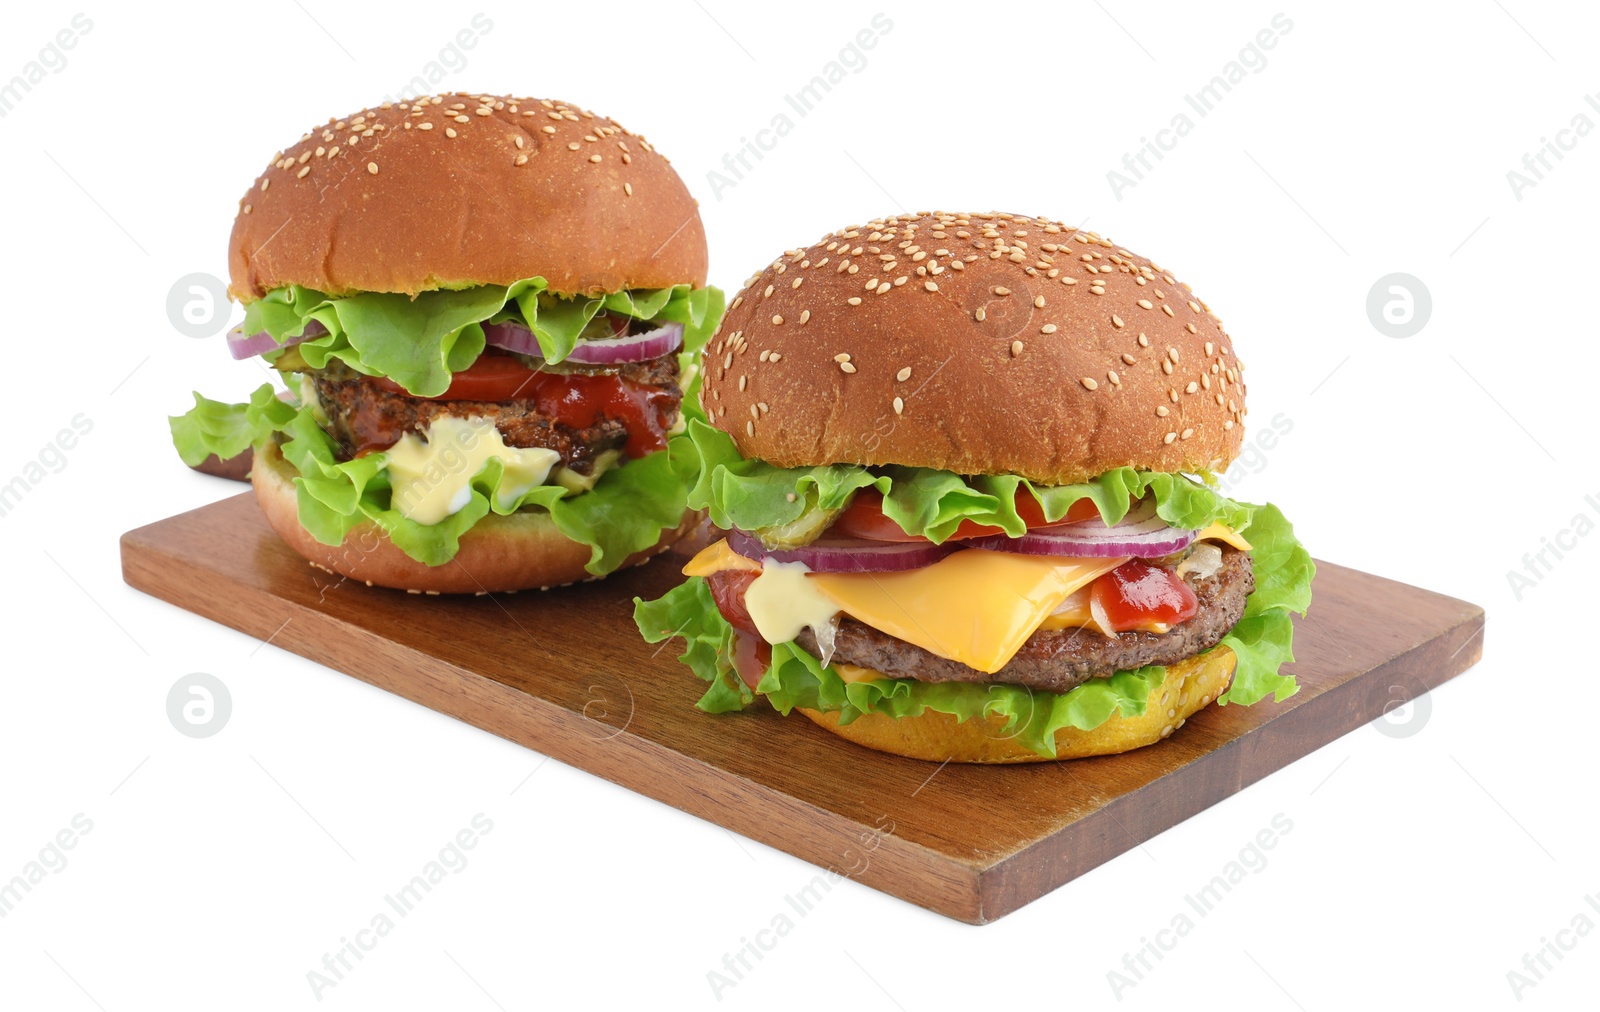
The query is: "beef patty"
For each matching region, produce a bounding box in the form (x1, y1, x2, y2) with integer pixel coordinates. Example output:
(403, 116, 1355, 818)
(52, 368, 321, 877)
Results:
(792, 545, 1254, 693)
(304, 354, 681, 474)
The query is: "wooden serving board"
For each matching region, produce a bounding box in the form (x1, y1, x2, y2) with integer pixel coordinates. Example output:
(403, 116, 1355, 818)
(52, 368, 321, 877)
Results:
(121, 493, 1484, 923)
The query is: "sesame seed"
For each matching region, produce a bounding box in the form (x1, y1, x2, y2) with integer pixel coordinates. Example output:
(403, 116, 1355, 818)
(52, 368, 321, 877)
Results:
(1189, 300, 1202, 313)
(924, 281, 938, 292)
(1137, 333, 1150, 348)
(1111, 314, 1125, 328)
(242, 204, 252, 215)
(1061, 277, 1077, 286)
(876, 282, 891, 295)
(1033, 295, 1046, 308)
(1186, 381, 1199, 394)
(896, 367, 912, 382)
(758, 402, 770, 414)
(840, 362, 857, 374)
(1162, 360, 1174, 375)
(847, 297, 863, 306)
(1108, 370, 1121, 385)
(770, 353, 783, 362)
(623, 181, 631, 194)
(259, 178, 270, 192)
(798, 310, 810, 325)
(739, 375, 748, 391)
(1156, 405, 1170, 417)
(1011, 340, 1025, 356)
(1138, 299, 1153, 310)
(1163, 432, 1178, 444)
(993, 286, 1011, 296)
(446, 128, 457, 138)
(771, 314, 784, 325)
(893, 396, 904, 415)
(834, 353, 851, 363)
(764, 284, 775, 298)
(894, 276, 908, 286)
(589, 154, 602, 163)
(297, 165, 311, 179)
(1162, 305, 1175, 316)
(1181, 428, 1195, 440)
(367, 162, 379, 175)
(1041, 324, 1058, 335)
(1122, 353, 1137, 365)
(454, 115, 471, 124)
(747, 421, 755, 437)
(542, 125, 556, 134)
(1080, 376, 1098, 390)
(974, 308, 986, 322)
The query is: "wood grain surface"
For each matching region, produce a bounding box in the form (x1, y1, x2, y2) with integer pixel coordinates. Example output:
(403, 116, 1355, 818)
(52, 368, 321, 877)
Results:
(121, 493, 1485, 923)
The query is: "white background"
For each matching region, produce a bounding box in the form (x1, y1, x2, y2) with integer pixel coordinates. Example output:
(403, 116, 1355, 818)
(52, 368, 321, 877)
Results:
(1, 1, 1595, 1009)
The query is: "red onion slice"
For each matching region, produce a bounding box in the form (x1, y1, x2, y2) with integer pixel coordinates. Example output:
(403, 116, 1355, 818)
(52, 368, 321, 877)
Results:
(970, 500, 1197, 558)
(226, 320, 328, 360)
(726, 529, 956, 573)
(482, 320, 683, 365)
(479, 320, 543, 357)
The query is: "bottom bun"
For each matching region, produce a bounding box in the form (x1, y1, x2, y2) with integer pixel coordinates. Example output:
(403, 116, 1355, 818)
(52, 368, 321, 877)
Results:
(251, 440, 693, 594)
(799, 648, 1236, 763)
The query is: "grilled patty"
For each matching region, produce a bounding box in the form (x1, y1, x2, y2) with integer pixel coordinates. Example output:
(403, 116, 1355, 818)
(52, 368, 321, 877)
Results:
(792, 545, 1254, 693)
(304, 354, 681, 474)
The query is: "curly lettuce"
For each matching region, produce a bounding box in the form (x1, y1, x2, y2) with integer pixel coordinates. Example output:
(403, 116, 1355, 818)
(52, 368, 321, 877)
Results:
(682, 419, 1252, 544)
(242, 279, 720, 396)
(172, 392, 699, 576)
(634, 501, 1314, 758)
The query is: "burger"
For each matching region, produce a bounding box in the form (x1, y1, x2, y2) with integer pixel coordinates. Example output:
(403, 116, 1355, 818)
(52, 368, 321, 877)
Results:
(635, 210, 1314, 762)
(169, 93, 723, 593)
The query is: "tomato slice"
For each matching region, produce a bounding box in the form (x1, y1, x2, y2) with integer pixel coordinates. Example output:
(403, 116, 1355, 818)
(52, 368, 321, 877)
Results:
(829, 489, 1107, 543)
(369, 350, 676, 458)
(706, 568, 761, 637)
(732, 631, 772, 690)
(375, 351, 544, 402)
(1090, 559, 1198, 632)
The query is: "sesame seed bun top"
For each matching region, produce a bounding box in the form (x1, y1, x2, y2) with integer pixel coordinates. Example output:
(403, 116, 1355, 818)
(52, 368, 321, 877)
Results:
(227, 93, 708, 302)
(699, 211, 1247, 485)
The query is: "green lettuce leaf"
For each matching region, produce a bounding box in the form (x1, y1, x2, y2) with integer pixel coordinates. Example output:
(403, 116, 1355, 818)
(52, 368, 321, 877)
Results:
(632, 501, 1315, 758)
(633, 577, 748, 712)
(168, 385, 295, 466)
(242, 280, 720, 396)
(682, 419, 1253, 544)
(170, 393, 701, 577)
(1216, 502, 1315, 705)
